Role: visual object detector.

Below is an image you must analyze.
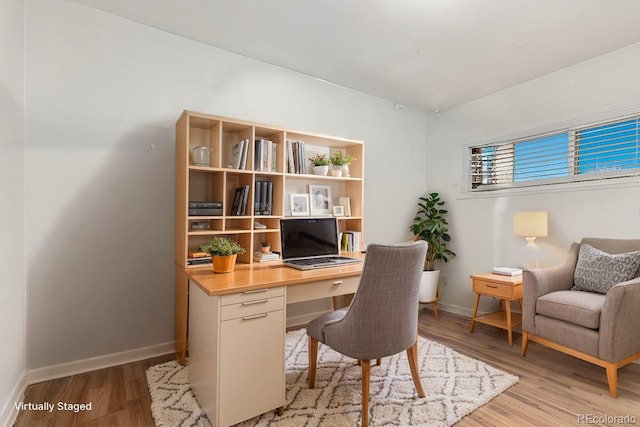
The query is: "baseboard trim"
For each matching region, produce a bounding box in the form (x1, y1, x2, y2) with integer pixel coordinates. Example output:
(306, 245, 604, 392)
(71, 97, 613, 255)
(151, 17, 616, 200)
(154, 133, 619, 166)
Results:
(1, 370, 26, 427)
(25, 341, 175, 386)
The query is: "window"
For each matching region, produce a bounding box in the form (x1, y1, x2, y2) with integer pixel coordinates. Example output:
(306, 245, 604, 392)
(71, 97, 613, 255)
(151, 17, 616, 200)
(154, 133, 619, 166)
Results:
(470, 115, 640, 191)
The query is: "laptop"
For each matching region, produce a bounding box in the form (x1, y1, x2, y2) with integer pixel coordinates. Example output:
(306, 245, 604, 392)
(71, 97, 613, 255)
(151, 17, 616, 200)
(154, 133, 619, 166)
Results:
(280, 217, 362, 270)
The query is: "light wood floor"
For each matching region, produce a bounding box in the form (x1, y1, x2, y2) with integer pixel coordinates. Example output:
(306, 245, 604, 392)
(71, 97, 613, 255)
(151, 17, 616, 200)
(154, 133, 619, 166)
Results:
(14, 309, 640, 426)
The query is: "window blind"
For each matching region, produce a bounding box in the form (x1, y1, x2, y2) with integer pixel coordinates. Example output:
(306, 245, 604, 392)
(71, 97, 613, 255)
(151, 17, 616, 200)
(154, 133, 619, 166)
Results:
(469, 115, 640, 190)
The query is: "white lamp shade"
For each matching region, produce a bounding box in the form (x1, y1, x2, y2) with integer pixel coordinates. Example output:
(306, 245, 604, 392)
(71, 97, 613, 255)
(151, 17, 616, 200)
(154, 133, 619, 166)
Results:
(513, 211, 548, 238)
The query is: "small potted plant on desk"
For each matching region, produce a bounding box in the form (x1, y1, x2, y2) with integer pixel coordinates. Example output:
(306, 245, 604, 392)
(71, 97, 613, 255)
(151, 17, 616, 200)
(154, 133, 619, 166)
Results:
(329, 151, 355, 177)
(309, 154, 330, 176)
(409, 192, 456, 318)
(201, 237, 246, 273)
(261, 241, 271, 253)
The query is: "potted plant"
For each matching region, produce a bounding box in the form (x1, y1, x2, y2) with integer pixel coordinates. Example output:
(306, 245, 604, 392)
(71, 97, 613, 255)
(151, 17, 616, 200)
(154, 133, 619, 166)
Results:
(308, 154, 330, 176)
(200, 237, 246, 273)
(261, 241, 271, 253)
(409, 192, 456, 303)
(329, 151, 355, 177)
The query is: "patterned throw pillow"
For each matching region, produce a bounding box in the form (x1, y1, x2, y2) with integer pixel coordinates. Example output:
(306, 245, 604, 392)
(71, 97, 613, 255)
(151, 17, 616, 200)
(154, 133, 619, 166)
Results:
(573, 244, 640, 294)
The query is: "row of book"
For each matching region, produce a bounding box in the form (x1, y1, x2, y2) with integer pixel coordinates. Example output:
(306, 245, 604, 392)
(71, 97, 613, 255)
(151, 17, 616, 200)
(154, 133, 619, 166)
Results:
(227, 139, 250, 170)
(230, 185, 250, 216)
(340, 231, 362, 252)
(254, 181, 273, 216)
(286, 140, 307, 174)
(227, 138, 277, 172)
(255, 139, 277, 172)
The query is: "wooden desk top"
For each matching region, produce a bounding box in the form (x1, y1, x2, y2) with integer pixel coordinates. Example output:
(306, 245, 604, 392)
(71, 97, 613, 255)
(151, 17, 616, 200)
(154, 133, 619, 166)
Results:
(186, 252, 365, 297)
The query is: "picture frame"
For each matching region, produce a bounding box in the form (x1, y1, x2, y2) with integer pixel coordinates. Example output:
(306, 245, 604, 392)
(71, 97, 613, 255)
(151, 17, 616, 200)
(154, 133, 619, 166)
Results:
(308, 184, 332, 215)
(332, 205, 345, 217)
(290, 193, 310, 216)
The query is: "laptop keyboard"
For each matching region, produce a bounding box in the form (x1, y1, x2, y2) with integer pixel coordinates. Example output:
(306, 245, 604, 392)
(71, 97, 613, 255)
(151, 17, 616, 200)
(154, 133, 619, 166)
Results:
(288, 256, 359, 266)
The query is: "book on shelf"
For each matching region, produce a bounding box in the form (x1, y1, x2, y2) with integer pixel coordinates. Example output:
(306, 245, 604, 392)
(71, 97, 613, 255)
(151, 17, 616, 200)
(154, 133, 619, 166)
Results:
(188, 249, 209, 258)
(253, 251, 280, 262)
(240, 139, 249, 170)
(339, 230, 362, 252)
(286, 140, 307, 174)
(230, 185, 250, 215)
(187, 256, 212, 266)
(254, 180, 273, 216)
(254, 139, 275, 172)
(227, 139, 249, 170)
(492, 266, 523, 276)
(188, 201, 223, 209)
(189, 208, 222, 216)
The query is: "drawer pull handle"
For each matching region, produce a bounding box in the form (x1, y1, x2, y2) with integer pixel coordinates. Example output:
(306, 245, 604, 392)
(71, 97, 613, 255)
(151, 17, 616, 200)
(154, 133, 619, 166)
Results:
(486, 285, 498, 288)
(242, 313, 268, 320)
(332, 281, 344, 286)
(242, 299, 269, 306)
(243, 289, 269, 295)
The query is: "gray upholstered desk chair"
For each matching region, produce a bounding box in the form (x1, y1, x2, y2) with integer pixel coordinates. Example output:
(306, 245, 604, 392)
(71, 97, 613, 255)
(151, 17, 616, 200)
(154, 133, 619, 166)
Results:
(306, 241, 427, 427)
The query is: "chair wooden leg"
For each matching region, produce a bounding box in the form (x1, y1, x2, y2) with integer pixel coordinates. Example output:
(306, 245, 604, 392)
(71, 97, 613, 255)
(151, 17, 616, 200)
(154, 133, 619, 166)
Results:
(308, 336, 318, 389)
(520, 332, 529, 357)
(407, 341, 425, 397)
(361, 359, 371, 427)
(606, 363, 618, 398)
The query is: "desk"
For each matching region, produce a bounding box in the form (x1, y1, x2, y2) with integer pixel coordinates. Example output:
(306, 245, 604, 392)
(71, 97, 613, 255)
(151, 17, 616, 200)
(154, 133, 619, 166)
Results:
(186, 256, 364, 427)
(469, 273, 523, 346)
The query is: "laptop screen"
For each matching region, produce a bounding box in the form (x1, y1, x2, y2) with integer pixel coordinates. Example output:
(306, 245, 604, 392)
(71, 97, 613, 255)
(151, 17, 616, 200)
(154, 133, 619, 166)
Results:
(280, 217, 340, 260)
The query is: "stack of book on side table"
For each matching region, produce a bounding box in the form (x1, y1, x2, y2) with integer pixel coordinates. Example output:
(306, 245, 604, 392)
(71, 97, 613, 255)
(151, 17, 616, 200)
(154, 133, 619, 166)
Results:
(492, 266, 523, 276)
(253, 251, 280, 263)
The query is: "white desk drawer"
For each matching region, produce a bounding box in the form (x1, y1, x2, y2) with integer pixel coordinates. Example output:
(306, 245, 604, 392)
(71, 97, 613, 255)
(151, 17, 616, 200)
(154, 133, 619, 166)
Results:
(221, 296, 285, 321)
(286, 276, 359, 304)
(221, 286, 285, 306)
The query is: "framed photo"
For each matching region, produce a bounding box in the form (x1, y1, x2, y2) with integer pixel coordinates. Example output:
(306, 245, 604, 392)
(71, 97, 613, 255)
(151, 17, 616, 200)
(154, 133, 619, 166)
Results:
(308, 184, 332, 215)
(290, 193, 310, 216)
(332, 205, 345, 217)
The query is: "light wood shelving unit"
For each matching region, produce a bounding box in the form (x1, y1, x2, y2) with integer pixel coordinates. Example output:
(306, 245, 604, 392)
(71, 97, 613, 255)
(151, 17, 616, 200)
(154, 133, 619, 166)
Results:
(174, 110, 364, 362)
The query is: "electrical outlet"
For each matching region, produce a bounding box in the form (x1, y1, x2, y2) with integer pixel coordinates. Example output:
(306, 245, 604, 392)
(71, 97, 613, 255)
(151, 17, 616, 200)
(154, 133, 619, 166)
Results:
(441, 276, 448, 286)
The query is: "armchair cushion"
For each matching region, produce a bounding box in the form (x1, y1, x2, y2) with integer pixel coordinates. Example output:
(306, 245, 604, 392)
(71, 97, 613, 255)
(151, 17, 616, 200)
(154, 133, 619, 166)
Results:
(573, 244, 640, 294)
(537, 290, 605, 329)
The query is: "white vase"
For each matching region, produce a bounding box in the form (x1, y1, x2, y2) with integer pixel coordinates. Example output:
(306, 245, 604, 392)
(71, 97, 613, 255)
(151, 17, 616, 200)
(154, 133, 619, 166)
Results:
(341, 164, 350, 177)
(330, 167, 343, 177)
(313, 165, 329, 176)
(419, 270, 439, 302)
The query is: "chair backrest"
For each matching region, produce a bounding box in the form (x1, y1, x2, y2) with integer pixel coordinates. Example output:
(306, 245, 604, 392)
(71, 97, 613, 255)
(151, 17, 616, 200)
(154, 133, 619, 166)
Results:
(330, 241, 427, 360)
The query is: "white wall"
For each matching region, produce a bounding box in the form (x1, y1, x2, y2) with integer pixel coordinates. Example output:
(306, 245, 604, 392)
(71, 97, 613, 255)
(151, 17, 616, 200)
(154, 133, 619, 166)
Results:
(0, 0, 26, 424)
(24, 0, 428, 371)
(426, 43, 640, 315)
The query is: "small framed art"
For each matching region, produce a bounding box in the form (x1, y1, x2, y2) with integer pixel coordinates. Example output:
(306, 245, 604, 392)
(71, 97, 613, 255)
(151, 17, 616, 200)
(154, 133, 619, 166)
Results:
(309, 184, 332, 215)
(332, 205, 345, 217)
(290, 193, 310, 216)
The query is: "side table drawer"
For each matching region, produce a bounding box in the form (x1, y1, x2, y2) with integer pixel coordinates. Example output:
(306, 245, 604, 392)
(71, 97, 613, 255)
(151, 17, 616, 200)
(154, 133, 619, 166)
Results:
(473, 279, 513, 298)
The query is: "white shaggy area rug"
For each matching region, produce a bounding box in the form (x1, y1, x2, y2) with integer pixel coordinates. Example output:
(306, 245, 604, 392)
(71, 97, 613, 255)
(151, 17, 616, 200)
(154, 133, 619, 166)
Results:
(146, 329, 518, 426)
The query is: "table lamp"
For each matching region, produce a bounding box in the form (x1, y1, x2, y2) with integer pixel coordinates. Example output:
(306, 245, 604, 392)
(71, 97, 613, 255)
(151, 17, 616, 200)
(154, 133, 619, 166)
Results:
(513, 211, 548, 267)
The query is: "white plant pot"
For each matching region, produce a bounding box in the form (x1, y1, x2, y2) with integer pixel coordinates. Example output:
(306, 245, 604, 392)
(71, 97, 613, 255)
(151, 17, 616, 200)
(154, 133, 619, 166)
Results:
(419, 270, 440, 303)
(313, 165, 329, 176)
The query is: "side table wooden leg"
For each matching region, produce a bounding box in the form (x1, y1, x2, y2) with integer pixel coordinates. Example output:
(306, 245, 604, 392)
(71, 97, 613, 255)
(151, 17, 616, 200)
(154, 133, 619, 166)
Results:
(469, 294, 480, 332)
(505, 300, 513, 346)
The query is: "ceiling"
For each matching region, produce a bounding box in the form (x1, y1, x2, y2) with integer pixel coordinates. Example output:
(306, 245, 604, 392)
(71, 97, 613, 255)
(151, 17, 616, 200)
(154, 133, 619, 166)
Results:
(72, 0, 640, 113)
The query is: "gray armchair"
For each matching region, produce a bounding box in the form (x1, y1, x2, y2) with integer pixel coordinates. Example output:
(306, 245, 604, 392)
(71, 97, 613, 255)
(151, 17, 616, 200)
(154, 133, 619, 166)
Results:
(521, 237, 640, 397)
(306, 241, 427, 427)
